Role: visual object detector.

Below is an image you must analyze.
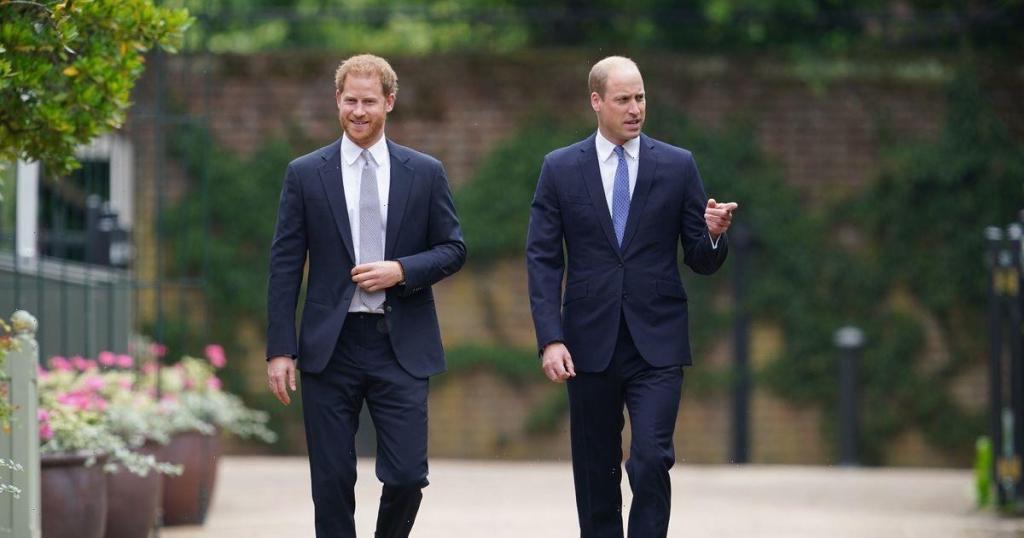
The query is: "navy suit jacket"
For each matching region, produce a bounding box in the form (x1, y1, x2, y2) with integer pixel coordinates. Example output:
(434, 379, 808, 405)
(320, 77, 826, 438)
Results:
(527, 133, 727, 372)
(266, 138, 466, 378)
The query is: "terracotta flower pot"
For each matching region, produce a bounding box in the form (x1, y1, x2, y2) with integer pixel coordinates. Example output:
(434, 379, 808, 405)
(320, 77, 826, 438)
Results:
(104, 443, 162, 538)
(160, 431, 221, 526)
(41, 452, 108, 538)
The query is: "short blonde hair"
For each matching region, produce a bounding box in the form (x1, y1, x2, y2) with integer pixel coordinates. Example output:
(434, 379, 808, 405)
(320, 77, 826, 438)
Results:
(588, 56, 639, 97)
(334, 54, 399, 96)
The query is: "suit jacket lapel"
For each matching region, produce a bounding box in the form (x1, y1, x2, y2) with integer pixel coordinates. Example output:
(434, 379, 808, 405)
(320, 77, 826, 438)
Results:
(317, 139, 356, 263)
(578, 136, 623, 260)
(385, 140, 413, 260)
(620, 134, 656, 253)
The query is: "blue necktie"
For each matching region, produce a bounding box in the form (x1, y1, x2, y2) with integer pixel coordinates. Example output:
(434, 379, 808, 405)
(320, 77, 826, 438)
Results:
(612, 145, 630, 246)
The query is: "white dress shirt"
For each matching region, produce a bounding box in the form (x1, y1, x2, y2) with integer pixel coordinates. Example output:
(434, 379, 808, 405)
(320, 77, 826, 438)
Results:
(595, 130, 640, 215)
(593, 130, 720, 248)
(341, 132, 391, 313)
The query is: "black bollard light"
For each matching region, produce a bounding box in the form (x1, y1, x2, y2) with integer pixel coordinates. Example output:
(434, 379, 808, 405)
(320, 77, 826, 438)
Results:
(835, 325, 865, 466)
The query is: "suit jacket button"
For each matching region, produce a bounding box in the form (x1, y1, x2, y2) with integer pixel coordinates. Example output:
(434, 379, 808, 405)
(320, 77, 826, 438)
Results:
(617, 263, 623, 268)
(386, 305, 393, 313)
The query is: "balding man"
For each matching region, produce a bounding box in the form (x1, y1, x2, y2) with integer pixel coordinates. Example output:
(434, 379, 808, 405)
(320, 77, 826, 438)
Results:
(526, 56, 738, 537)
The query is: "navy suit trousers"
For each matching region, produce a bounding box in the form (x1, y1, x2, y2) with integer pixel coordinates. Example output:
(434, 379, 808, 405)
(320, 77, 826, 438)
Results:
(300, 313, 429, 538)
(567, 316, 684, 538)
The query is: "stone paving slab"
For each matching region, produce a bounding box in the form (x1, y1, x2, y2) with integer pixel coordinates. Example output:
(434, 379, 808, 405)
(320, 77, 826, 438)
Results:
(160, 457, 1024, 538)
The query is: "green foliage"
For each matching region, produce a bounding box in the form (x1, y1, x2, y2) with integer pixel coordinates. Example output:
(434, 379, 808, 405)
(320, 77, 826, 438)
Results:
(162, 122, 302, 322)
(862, 74, 1024, 318)
(168, 0, 528, 54)
(0, 0, 192, 174)
(524, 388, 567, 435)
(160, 121, 307, 452)
(456, 117, 588, 265)
(443, 344, 539, 384)
(164, 1, 1020, 54)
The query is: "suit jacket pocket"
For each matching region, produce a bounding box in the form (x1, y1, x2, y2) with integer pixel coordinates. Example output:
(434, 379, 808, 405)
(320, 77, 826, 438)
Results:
(654, 279, 687, 301)
(563, 281, 589, 305)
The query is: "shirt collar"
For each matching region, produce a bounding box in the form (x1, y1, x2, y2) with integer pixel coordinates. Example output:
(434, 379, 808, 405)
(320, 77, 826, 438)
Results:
(341, 132, 388, 167)
(595, 130, 640, 163)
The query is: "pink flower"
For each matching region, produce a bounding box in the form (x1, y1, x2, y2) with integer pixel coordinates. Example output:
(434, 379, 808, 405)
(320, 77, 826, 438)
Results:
(38, 410, 52, 441)
(142, 363, 157, 375)
(150, 343, 167, 358)
(84, 376, 105, 391)
(207, 377, 222, 391)
(98, 351, 116, 366)
(48, 356, 71, 371)
(116, 354, 133, 369)
(56, 393, 80, 408)
(118, 378, 134, 390)
(56, 391, 107, 412)
(71, 356, 94, 371)
(204, 344, 227, 368)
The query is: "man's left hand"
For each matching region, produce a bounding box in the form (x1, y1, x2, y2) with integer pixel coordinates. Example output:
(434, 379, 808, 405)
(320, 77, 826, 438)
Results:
(705, 198, 738, 239)
(352, 261, 405, 292)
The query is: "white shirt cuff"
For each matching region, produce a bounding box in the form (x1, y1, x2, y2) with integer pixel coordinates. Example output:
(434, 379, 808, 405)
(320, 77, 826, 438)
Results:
(709, 232, 721, 249)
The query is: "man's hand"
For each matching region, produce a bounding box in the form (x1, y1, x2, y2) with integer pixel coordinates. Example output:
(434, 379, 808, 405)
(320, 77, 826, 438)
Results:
(705, 198, 739, 239)
(267, 356, 297, 405)
(541, 342, 576, 383)
(351, 261, 405, 292)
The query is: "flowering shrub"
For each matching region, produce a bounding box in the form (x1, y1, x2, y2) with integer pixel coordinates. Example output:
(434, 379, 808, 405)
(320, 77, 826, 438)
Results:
(37, 338, 275, 477)
(38, 357, 181, 477)
(137, 344, 275, 443)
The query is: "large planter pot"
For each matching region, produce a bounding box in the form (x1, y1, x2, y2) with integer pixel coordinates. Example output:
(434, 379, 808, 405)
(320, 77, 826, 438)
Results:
(160, 431, 221, 526)
(42, 452, 109, 538)
(104, 443, 162, 538)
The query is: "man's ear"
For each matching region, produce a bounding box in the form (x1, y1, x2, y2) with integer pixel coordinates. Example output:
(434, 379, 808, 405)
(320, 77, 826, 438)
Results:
(590, 92, 601, 113)
(385, 93, 396, 113)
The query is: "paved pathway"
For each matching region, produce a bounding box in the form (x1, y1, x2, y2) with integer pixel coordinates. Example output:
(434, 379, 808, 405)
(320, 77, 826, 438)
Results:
(161, 457, 1024, 537)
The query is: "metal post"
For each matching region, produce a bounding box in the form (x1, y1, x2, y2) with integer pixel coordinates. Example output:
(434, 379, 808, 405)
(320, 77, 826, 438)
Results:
(1008, 223, 1024, 499)
(0, 310, 41, 538)
(835, 326, 865, 466)
(986, 226, 1007, 506)
(730, 223, 752, 464)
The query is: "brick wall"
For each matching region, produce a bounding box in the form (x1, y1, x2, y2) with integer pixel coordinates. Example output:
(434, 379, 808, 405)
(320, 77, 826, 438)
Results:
(129, 52, 1023, 465)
